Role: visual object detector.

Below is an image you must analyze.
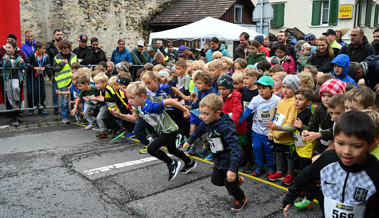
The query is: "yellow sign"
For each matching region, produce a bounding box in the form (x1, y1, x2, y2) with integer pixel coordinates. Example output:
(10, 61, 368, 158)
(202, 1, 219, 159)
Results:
(339, 4, 353, 19)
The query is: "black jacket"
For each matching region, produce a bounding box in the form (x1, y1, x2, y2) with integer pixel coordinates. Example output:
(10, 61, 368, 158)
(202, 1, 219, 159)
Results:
(72, 46, 93, 65)
(88, 47, 107, 65)
(46, 40, 59, 65)
(310, 51, 334, 73)
(339, 36, 376, 62)
(364, 55, 379, 90)
(25, 53, 51, 77)
(233, 45, 248, 60)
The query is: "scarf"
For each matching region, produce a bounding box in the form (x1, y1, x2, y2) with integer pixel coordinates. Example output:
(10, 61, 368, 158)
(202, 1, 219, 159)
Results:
(34, 52, 47, 77)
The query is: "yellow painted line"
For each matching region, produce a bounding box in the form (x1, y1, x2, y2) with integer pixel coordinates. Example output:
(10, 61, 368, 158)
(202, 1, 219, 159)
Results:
(74, 122, 318, 203)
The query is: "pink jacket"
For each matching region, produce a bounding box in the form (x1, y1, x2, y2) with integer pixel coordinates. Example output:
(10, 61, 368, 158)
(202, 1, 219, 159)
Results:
(270, 55, 296, 74)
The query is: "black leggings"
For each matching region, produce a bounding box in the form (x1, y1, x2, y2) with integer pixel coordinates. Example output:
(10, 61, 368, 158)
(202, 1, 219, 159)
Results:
(147, 131, 191, 165)
(211, 167, 245, 201)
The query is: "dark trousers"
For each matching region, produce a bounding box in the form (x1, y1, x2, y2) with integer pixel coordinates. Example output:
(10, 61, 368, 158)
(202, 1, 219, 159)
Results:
(26, 73, 45, 109)
(243, 114, 254, 166)
(211, 167, 245, 201)
(147, 131, 191, 165)
(134, 118, 156, 145)
(166, 108, 190, 137)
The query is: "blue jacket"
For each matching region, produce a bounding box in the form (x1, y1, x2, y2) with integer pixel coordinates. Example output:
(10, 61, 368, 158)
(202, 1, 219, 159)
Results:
(111, 47, 133, 66)
(1, 54, 26, 81)
(205, 43, 230, 62)
(21, 39, 36, 58)
(187, 112, 242, 173)
(330, 54, 357, 86)
(190, 86, 217, 109)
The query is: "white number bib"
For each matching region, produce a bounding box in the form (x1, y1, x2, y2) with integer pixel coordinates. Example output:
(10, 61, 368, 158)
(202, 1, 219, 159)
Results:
(107, 102, 116, 108)
(273, 112, 285, 126)
(293, 131, 305, 147)
(257, 108, 275, 123)
(208, 137, 224, 153)
(324, 196, 366, 218)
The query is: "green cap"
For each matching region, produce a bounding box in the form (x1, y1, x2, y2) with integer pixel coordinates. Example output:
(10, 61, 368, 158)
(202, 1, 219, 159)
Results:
(254, 76, 274, 87)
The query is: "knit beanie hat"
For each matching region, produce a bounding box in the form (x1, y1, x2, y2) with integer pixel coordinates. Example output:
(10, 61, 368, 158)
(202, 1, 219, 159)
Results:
(254, 35, 264, 45)
(282, 75, 300, 92)
(7, 34, 17, 41)
(319, 79, 346, 96)
(116, 63, 129, 72)
(217, 74, 234, 91)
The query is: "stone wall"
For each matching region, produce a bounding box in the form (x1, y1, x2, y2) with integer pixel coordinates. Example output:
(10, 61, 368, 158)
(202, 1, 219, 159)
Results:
(20, 0, 175, 59)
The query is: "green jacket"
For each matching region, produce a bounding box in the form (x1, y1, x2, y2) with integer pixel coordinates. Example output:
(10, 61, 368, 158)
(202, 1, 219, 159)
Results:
(131, 48, 149, 65)
(246, 52, 266, 65)
(1, 54, 26, 81)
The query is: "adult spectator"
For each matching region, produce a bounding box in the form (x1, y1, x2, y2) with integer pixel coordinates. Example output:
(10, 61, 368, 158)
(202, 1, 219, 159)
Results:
(264, 37, 270, 48)
(310, 36, 334, 73)
(336, 30, 345, 46)
(46, 29, 63, 115)
(361, 55, 379, 90)
(269, 31, 296, 61)
(111, 39, 133, 66)
(339, 27, 376, 62)
(0, 34, 26, 59)
(156, 39, 167, 56)
(254, 35, 270, 57)
(145, 46, 156, 63)
(322, 29, 342, 55)
(21, 30, 36, 58)
(205, 37, 230, 62)
(304, 33, 317, 55)
(372, 28, 379, 55)
(234, 32, 249, 60)
(88, 37, 107, 65)
(131, 40, 149, 65)
(72, 34, 92, 65)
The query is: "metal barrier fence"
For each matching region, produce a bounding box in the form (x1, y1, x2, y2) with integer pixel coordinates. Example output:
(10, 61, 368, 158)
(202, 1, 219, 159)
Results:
(0, 65, 144, 113)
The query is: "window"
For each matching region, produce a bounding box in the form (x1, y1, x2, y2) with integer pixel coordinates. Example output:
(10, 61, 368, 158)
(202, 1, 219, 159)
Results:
(234, 5, 243, 23)
(271, 3, 285, 28)
(365, 0, 373, 27)
(356, 0, 376, 27)
(375, 4, 379, 27)
(311, 0, 339, 26)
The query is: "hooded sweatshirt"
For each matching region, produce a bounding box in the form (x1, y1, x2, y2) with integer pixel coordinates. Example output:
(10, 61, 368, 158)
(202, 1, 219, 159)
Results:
(222, 90, 247, 134)
(331, 54, 357, 86)
(111, 47, 133, 66)
(21, 39, 36, 58)
(205, 43, 230, 62)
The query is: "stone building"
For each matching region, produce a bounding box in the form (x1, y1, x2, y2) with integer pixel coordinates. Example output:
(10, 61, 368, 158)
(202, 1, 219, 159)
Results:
(20, 0, 176, 59)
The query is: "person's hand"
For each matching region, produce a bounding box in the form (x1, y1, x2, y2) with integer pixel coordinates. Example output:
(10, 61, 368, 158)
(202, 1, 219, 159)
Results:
(5, 55, 9, 61)
(292, 118, 303, 129)
(110, 108, 121, 117)
(69, 101, 75, 105)
(303, 131, 321, 142)
(97, 96, 105, 102)
(267, 121, 277, 130)
(19, 58, 24, 64)
(283, 204, 291, 216)
(183, 109, 190, 119)
(182, 142, 190, 150)
(312, 154, 321, 163)
(82, 96, 89, 101)
(226, 171, 236, 182)
(40, 67, 45, 71)
(182, 95, 191, 102)
(268, 134, 273, 140)
(55, 90, 61, 94)
(62, 59, 68, 64)
(71, 108, 77, 116)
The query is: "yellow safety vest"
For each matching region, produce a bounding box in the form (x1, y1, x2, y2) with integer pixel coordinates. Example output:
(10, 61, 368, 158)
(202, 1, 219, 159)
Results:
(54, 55, 77, 89)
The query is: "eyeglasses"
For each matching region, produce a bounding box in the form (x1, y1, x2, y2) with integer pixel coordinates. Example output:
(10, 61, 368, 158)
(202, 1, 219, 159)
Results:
(349, 34, 358, 37)
(62, 47, 70, 50)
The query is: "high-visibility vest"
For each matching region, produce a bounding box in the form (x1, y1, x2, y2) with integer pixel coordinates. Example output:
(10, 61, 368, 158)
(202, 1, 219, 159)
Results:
(54, 55, 77, 89)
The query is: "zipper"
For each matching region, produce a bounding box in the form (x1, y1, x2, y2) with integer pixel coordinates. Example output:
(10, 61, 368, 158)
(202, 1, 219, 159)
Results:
(341, 171, 350, 203)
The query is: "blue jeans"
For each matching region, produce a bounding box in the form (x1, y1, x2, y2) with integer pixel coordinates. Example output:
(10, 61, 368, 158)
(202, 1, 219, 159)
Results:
(52, 79, 58, 107)
(252, 131, 274, 167)
(59, 86, 69, 119)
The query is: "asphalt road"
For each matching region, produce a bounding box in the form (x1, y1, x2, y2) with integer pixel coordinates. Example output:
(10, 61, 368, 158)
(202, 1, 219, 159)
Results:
(0, 117, 323, 217)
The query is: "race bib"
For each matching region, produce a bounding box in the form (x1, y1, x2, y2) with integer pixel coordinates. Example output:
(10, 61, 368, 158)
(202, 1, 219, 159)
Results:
(293, 131, 305, 147)
(243, 101, 249, 110)
(273, 112, 285, 126)
(208, 137, 224, 153)
(324, 196, 366, 218)
(107, 102, 116, 108)
(257, 108, 275, 123)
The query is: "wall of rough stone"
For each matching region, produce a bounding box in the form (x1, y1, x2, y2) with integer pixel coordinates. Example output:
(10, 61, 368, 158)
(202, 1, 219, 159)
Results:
(20, 0, 175, 59)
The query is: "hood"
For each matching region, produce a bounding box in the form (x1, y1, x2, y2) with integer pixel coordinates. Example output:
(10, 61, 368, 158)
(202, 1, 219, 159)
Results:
(211, 43, 226, 52)
(24, 39, 36, 45)
(331, 54, 350, 78)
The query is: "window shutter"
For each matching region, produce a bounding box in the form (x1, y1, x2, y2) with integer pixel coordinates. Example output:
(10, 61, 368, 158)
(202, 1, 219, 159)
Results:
(329, 0, 339, 26)
(375, 4, 379, 27)
(365, 0, 373, 27)
(357, 0, 362, 26)
(311, 0, 322, 26)
(271, 3, 285, 28)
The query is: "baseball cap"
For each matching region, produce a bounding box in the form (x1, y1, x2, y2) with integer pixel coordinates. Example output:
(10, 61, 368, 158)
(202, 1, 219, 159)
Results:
(178, 45, 187, 53)
(137, 40, 145, 47)
(304, 33, 316, 43)
(254, 76, 274, 87)
(322, 29, 336, 36)
(78, 34, 88, 42)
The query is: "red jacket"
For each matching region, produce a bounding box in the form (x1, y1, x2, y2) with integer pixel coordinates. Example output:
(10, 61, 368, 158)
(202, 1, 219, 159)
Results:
(222, 90, 247, 134)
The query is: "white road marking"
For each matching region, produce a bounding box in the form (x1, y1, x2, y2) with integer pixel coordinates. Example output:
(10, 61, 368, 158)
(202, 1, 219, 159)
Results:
(83, 155, 173, 175)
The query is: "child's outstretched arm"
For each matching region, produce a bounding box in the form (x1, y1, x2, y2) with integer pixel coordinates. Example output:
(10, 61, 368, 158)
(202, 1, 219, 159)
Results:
(238, 108, 253, 125)
(172, 87, 191, 102)
(163, 98, 190, 118)
(71, 98, 81, 116)
(183, 122, 207, 150)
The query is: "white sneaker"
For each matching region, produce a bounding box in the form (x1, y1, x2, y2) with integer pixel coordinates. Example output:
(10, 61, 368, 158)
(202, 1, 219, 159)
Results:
(85, 123, 94, 130)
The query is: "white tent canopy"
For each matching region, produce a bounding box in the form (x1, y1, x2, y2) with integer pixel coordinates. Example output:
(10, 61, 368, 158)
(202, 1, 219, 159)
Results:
(148, 17, 263, 46)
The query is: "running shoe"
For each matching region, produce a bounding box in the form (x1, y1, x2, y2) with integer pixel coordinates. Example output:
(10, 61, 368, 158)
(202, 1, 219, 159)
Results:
(139, 146, 148, 154)
(231, 195, 247, 211)
(175, 133, 187, 148)
(205, 154, 213, 161)
(197, 147, 208, 157)
(187, 145, 196, 156)
(85, 123, 94, 130)
(252, 165, 264, 177)
(282, 174, 294, 186)
(294, 198, 313, 210)
(62, 119, 70, 124)
(267, 171, 285, 181)
(181, 160, 197, 174)
(168, 160, 182, 181)
(238, 176, 244, 187)
(241, 163, 254, 173)
(96, 131, 108, 138)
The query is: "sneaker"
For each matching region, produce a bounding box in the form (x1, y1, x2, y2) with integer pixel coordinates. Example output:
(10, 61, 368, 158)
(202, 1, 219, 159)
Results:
(38, 109, 47, 115)
(267, 171, 285, 181)
(252, 165, 264, 177)
(96, 131, 108, 138)
(27, 110, 33, 116)
(187, 144, 196, 156)
(205, 154, 213, 161)
(294, 198, 313, 210)
(238, 176, 244, 187)
(241, 163, 254, 173)
(197, 147, 208, 157)
(62, 119, 70, 124)
(282, 174, 294, 186)
(125, 132, 135, 139)
(93, 126, 100, 130)
(168, 160, 182, 181)
(175, 133, 187, 148)
(53, 107, 59, 115)
(85, 123, 94, 130)
(111, 131, 125, 141)
(139, 146, 148, 154)
(11, 116, 19, 126)
(181, 160, 197, 174)
(231, 195, 247, 211)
